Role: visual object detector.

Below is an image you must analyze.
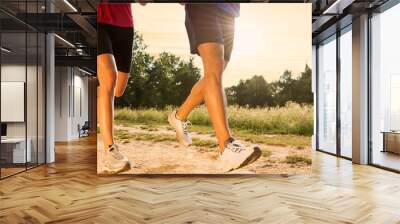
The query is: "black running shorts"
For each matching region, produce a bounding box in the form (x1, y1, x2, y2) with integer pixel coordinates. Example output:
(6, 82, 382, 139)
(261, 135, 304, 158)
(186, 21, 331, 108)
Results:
(185, 4, 236, 61)
(98, 23, 133, 73)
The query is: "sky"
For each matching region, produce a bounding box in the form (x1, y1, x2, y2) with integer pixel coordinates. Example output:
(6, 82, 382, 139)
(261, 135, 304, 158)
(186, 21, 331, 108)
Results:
(132, 3, 311, 87)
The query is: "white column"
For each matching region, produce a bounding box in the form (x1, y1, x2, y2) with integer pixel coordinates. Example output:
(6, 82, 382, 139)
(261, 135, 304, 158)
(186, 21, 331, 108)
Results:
(45, 1, 55, 163)
(352, 14, 369, 164)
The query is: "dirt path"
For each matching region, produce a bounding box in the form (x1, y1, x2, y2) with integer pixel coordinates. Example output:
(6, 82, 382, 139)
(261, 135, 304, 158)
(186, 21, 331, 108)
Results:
(97, 125, 311, 174)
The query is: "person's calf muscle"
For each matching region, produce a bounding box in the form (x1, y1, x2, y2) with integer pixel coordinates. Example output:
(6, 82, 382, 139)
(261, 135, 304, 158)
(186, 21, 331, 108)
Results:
(115, 72, 129, 97)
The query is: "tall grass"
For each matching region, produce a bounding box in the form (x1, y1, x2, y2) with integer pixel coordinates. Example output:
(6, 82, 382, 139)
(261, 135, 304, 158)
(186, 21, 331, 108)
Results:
(115, 102, 313, 136)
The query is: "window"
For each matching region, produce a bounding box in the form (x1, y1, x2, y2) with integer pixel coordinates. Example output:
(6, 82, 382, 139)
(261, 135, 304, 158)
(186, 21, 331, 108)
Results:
(370, 3, 400, 171)
(317, 35, 337, 154)
(339, 26, 352, 158)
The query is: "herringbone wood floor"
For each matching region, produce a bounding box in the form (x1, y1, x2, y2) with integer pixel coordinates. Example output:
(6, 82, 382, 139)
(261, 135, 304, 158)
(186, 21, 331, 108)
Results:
(1, 135, 400, 224)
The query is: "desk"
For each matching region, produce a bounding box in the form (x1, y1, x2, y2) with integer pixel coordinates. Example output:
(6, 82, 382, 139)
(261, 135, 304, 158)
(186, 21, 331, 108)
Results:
(1, 138, 31, 163)
(381, 131, 400, 155)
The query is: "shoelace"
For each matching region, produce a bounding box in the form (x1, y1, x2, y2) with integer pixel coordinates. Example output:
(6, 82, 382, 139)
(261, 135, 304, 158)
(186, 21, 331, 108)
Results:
(227, 141, 245, 153)
(182, 120, 191, 135)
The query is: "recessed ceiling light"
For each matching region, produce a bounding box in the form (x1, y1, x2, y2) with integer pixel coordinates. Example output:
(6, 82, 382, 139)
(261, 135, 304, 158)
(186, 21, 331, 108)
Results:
(78, 67, 93, 76)
(54, 34, 75, 48)
(323, 0, 355, 15)
(63, 0, 78, 12)
(1, 47, 11, 53)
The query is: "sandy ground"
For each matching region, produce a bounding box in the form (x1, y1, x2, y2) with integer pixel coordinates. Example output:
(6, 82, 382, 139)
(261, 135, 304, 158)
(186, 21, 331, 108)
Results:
(97, 125, 311, 174)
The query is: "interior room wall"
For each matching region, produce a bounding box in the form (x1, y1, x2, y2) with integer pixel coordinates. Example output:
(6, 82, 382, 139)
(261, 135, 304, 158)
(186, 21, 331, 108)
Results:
(55, 66, 89, 141)
(87, 77, 97, 133)
(1, 64, 27, 138)
(55, 66, 69, 141)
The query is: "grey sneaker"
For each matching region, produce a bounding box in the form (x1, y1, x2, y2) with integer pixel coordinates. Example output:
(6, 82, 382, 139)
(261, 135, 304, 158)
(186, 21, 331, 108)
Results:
(220, 138, 261, 172)
(168, 110, 192, 146)
(102, 144, 131, 174)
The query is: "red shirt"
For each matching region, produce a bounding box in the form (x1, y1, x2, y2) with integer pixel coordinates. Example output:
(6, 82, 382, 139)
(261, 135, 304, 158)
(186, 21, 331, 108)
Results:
(97, 3, 133, 28)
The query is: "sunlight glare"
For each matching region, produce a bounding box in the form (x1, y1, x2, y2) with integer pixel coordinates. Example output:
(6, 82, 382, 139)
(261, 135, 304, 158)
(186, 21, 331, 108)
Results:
(233, 16, 265, 58)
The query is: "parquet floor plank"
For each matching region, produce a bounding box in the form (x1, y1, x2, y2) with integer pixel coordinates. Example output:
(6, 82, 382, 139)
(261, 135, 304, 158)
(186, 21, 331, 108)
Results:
(0, 135, 399, 223)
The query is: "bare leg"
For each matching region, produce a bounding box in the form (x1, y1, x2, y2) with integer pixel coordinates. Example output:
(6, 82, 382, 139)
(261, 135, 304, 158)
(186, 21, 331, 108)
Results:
(176, 79, 205, 119)
(176, 61, 227, 119)
(97, 54, 118, 152)
(177, 43, 231, 152)
(115, 71, 129, 97)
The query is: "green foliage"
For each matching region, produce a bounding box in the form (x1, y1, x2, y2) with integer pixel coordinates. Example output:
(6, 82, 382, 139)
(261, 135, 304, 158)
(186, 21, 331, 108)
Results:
(284, 155, 312, 165)
(261, 149, 272, 157)
(226, 75, 275, 107)
(236, 132, 310, 148)
(115, 103, 314, 136)
(188, 124, 310, 148)
(114, 107, 168, 124)
(116, 30, 312, 109)
(273, 65, 313, 106)
(115, 129, 176, 142)
(192, 138, 218, 148)
(115, 128, 218, 147)
(226, 65, 313, 107)
(115, 31, 201, 108)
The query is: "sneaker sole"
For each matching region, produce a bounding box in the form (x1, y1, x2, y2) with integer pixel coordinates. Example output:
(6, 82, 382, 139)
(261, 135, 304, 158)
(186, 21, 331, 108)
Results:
(168, 113, 191, 146)
(102, 162, 131, 175)
(227, 147, 262, 172)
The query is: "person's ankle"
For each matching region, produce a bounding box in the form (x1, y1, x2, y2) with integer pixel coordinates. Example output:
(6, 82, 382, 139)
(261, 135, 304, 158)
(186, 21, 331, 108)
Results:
(219, 137, 234, 154)
(104, 142, 114, 151)
(224, 137, 234, 146)
(175, 111, 187, 121)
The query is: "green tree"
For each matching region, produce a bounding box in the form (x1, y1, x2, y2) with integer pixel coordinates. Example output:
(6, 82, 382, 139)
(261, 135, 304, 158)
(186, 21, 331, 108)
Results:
(116, 30, 312, 109)
(115, 31, 201, 109)
(292, 65, 313, 104)
(226, 75, 274, 108)
(115, 31, 154, 108)
(226, 65, 312, 108)
(274, 70, 295, 106)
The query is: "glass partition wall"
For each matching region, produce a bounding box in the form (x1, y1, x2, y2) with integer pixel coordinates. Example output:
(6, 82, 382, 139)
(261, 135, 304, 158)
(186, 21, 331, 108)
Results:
(339, 26, 352, 159)
(370, 3, 400, 171)
(317, 35, 337, 155)
(315, 0, 400, 172)
(316, 25, 352, 159)
(0, 1, 46, 179)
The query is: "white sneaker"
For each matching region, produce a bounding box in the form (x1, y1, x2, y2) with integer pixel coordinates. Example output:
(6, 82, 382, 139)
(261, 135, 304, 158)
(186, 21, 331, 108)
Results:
(102, 144, 131, 174)
(168, 110, 192, 146)
(220, 138, 261, 172)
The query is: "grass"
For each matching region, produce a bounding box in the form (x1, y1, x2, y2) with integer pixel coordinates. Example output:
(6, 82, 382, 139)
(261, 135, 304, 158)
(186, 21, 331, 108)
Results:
(115, 129, 176, 142)
(237, 132, 310, 148)
(115, 128, 277, 159)
(261, 149, 272, 157)
(284, 155, 312, 165)
(115, 102, 313, 136)
(114, 127, 311, 166)
(190, 125, 310, 148)
(113, 123, 310, 148)
(114, 129, 132, 140)
(115, 128, 218, 148)
(192, 138, 218, 148)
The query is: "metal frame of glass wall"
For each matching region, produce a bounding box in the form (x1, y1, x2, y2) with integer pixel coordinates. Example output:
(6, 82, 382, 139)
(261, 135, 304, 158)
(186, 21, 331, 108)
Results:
(0, 0, 47, 180)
